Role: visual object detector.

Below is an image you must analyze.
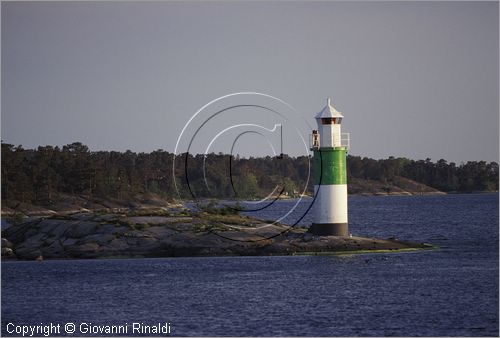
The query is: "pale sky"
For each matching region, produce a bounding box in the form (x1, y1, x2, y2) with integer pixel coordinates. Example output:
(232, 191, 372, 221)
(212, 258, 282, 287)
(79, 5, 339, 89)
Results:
(2, 1, 499, 163)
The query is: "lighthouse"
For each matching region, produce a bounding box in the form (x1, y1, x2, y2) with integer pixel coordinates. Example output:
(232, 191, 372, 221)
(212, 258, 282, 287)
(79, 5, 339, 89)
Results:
(310, 98, 349, 236)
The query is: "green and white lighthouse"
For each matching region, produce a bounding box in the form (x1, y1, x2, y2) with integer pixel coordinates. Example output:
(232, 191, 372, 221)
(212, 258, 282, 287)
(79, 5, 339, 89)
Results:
(310, 98, 350, 236)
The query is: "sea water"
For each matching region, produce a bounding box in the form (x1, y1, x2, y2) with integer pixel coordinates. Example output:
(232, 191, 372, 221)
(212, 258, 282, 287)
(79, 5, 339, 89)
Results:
(2, 193, 498, 336)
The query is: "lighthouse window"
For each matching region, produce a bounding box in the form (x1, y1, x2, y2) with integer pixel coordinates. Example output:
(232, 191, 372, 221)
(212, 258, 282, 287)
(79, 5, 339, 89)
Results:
(321, 118, 333, 125)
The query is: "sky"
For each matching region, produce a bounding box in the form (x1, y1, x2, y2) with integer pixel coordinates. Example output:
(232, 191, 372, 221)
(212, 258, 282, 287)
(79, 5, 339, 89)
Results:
(1, 1, 499, 164)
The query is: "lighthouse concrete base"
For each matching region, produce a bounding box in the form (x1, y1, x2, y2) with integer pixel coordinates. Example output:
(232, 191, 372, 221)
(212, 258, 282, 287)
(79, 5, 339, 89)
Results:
(310, 223, 348, 236)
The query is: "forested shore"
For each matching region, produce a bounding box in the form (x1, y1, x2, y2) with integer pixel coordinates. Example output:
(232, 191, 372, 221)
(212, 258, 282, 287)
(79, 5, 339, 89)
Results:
(1, 142, 498, 210)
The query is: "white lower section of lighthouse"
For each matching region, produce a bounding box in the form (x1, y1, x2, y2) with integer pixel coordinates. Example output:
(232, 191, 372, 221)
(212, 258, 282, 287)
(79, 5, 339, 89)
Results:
(313, 184, 348, 225)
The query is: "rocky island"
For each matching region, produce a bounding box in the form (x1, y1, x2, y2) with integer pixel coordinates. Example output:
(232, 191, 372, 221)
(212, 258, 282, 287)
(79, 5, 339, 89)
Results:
(1, 200, 433, 260)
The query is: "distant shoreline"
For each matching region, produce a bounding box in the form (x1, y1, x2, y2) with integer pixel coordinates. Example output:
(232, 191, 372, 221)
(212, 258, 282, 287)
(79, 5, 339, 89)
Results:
(3, 143, 497, 215)
(3, 191, 500, 218)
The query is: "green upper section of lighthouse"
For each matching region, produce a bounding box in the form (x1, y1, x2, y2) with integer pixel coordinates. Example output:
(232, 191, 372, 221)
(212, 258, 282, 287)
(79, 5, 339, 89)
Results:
(313, 148, 348, 185)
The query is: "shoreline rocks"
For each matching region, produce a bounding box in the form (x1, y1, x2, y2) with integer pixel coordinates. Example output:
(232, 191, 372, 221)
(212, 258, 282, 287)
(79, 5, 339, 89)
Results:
(1, 208, 432, 261)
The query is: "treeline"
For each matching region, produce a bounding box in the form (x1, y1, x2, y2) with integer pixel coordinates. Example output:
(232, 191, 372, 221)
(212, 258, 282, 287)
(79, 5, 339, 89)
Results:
(348, 156, 498, 192)
(1, 142, 498, 205)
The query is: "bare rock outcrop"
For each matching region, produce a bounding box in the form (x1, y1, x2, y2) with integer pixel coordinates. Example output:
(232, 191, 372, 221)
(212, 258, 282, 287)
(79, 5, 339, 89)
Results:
(1, 209, 432, 260)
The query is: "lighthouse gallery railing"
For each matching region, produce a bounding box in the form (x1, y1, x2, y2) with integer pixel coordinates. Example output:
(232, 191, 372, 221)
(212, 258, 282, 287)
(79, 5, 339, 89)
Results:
(309, 132, 350, 150)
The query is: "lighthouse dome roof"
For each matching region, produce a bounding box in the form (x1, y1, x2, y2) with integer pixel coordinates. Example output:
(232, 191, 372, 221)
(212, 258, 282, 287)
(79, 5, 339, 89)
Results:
(315, 98, 344, 119)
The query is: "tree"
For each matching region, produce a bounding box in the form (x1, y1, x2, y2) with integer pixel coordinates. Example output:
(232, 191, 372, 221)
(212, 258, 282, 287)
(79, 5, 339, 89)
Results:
(1, 141, 498, 205)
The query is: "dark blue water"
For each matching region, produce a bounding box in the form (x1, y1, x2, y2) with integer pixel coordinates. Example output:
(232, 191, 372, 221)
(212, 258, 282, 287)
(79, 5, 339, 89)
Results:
(2, 194, 498, 336)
